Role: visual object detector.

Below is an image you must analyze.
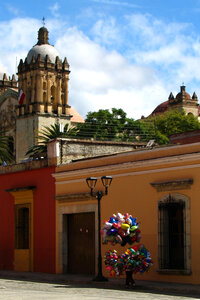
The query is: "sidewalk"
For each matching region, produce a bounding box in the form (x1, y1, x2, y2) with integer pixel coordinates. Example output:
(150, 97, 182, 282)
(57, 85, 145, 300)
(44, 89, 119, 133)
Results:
(0, 270, 200, 298)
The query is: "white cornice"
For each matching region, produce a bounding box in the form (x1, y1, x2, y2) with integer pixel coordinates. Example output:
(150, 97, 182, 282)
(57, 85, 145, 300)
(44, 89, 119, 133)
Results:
(53, 151, 200, 184)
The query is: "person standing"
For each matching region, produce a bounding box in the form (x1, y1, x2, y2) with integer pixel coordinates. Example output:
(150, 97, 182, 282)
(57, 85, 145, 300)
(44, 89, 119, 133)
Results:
(125, 264, 135, 288)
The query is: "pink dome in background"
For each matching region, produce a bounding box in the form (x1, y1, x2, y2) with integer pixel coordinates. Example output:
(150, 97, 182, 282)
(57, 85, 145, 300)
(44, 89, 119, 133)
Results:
(69, 107, 84, 123)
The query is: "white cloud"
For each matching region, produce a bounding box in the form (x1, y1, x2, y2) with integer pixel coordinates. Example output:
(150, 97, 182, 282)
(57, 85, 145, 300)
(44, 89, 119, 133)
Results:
(1, 14, 200, 120)
(55, 27, 167, 118)
(0, 18, 41, 76)
(49, 3, 60, 18)
(0, 18, 64, 75)
(0, 64, 8, 78)
(6, 4, 19, 16)
(124, 13, 200, 89)
(126, 14, 191, 49)
(70, 82, 168, 119)
(91, 17, 121, 46)
(90, 0, 140, 8)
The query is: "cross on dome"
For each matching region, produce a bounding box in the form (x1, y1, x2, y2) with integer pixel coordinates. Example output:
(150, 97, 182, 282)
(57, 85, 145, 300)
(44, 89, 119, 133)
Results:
(42, 17, 45, 26)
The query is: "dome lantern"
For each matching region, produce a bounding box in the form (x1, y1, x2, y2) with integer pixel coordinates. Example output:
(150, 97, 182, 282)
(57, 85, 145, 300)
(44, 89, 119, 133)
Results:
(37, 26, 49, 45)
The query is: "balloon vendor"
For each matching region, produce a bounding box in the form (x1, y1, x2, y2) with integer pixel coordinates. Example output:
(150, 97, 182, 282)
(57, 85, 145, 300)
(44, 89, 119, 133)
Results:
(102, 212, 153, 288)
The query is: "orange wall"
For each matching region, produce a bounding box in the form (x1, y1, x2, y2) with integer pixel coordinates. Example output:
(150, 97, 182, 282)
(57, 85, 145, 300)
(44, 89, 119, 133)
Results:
(0, 166, 56, 273)
(55, 143, 200, 284)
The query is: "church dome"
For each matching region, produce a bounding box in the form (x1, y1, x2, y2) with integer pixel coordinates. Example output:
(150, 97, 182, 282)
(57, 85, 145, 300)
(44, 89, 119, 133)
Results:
(26, 26, 60, 64)
(151, 100, 168, 115)
(69, 107, 85, 123)
(27, 44, 59, 64)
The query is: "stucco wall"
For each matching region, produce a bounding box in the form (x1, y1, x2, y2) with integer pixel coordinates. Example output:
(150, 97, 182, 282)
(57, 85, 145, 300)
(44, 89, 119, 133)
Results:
(54, 143, 200, 284)
(0, 166, 56, 273)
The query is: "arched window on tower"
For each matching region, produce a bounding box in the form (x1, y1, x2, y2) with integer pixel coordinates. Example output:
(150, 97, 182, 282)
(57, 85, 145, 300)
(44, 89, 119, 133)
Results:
(43, 92, 47, 112)
(43, 81, 47, 90)
(51, 85, 57, 113)
(43, 92, 47, 103)
(26, 88, 31, 105)
(61, 93, 64, 114)
(61, 93, 64, 105)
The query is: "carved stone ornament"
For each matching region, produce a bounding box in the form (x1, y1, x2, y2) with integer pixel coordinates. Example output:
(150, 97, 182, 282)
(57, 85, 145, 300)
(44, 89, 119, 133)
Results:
(150, 178, 193, 192)
(55, 192, 93, 204)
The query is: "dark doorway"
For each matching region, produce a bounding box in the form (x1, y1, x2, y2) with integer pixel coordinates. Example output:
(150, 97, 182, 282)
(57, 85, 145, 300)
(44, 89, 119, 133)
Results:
(67, 212, 95, 275)
(14, 204, 31, 271)
(15, 205, 30, 249)
(159, 200, 185, 269)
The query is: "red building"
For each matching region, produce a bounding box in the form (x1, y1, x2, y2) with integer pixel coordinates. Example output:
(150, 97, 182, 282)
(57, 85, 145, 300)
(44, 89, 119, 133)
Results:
(0, 162, 56, 273)
(170, 129, 200, 145)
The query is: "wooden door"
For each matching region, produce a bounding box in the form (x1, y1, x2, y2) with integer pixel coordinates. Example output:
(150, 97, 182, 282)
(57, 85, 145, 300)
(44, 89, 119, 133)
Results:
(14, 204, 31, 271)
(67, 212, 95, 275)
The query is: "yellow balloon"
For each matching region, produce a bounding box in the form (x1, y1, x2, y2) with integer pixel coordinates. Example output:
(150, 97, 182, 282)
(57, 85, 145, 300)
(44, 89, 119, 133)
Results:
(121, 223, 130, 230)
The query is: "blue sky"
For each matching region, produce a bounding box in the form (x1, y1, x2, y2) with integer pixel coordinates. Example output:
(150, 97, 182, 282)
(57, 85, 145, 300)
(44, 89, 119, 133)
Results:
(1, 0, 200, 118)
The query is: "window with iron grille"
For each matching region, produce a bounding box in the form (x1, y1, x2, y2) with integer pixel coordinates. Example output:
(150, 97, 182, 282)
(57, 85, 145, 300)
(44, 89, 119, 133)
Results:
(158, 194, 191, 274)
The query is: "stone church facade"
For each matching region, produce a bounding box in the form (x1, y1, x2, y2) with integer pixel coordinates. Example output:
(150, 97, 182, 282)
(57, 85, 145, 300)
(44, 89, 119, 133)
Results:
(0, 26, 83, 163)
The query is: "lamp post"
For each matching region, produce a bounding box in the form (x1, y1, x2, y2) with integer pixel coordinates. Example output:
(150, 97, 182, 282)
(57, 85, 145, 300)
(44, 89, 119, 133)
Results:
(86, 175, 112, 281)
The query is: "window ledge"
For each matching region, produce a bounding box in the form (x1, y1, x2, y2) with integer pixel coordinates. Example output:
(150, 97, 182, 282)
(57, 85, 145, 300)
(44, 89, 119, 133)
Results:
(151, 178, 193, 192)
(157, 269, 192, 275)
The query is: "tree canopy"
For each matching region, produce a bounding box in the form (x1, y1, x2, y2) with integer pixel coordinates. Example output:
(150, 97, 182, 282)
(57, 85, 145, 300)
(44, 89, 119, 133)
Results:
(74, 108, 200, 145)
(73, 108, 156, 142)
(0, 133, 14, 165)
(26, 109, 200, 160)
(151, 109, 200, 144)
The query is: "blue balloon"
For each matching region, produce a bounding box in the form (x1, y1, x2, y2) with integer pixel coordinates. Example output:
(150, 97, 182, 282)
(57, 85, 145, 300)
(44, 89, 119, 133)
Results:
(130, 217, 137, 226)
(110, 228, 118, 235)
(109, 217, 115, 223)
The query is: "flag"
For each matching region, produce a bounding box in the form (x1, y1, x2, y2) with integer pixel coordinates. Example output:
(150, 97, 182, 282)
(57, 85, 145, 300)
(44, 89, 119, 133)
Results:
(18, 89, 25, 105)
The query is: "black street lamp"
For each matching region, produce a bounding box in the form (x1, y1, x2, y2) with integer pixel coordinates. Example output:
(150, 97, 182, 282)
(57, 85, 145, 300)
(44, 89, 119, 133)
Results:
(86, 175, 112, 281)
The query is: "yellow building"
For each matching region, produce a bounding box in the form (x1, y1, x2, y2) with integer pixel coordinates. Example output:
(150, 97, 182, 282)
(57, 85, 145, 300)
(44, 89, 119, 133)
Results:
(53, 141, 200, 284)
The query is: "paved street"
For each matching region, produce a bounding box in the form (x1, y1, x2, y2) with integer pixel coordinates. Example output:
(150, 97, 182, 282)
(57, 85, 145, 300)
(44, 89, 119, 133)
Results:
(0, 278, 200, 300)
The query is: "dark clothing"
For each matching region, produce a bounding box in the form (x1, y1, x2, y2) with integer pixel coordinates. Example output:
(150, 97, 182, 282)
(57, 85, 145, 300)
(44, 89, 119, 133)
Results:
(125, 270, 135, 287)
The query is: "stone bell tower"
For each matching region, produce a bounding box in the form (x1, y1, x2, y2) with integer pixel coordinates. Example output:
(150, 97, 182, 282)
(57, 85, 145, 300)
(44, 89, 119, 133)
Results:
(17, 26, 70, 116)
(16, 26, 72, 163)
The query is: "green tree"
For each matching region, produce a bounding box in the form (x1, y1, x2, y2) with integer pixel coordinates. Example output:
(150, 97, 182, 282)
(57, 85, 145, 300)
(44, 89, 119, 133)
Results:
(0, 133, 14, 165)
(74, 108, 126, 140)
(26, 123, 77, 158)
(74, 108, 156, 142)
(152, 110, 200, 144)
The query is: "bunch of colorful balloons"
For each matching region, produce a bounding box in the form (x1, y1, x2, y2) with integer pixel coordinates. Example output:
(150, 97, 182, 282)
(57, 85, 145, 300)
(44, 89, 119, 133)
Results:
(101, 212, 141, 246)
(104, 245, 152, 277)
(120, 244, 153, 274)
(104, 250, 123, 277)
(103, 212, 153, 277)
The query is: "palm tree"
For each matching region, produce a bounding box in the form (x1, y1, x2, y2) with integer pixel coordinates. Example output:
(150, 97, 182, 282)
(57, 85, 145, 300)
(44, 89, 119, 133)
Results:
(0, 133, 14, 165)
(26, 123, 77, 158)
